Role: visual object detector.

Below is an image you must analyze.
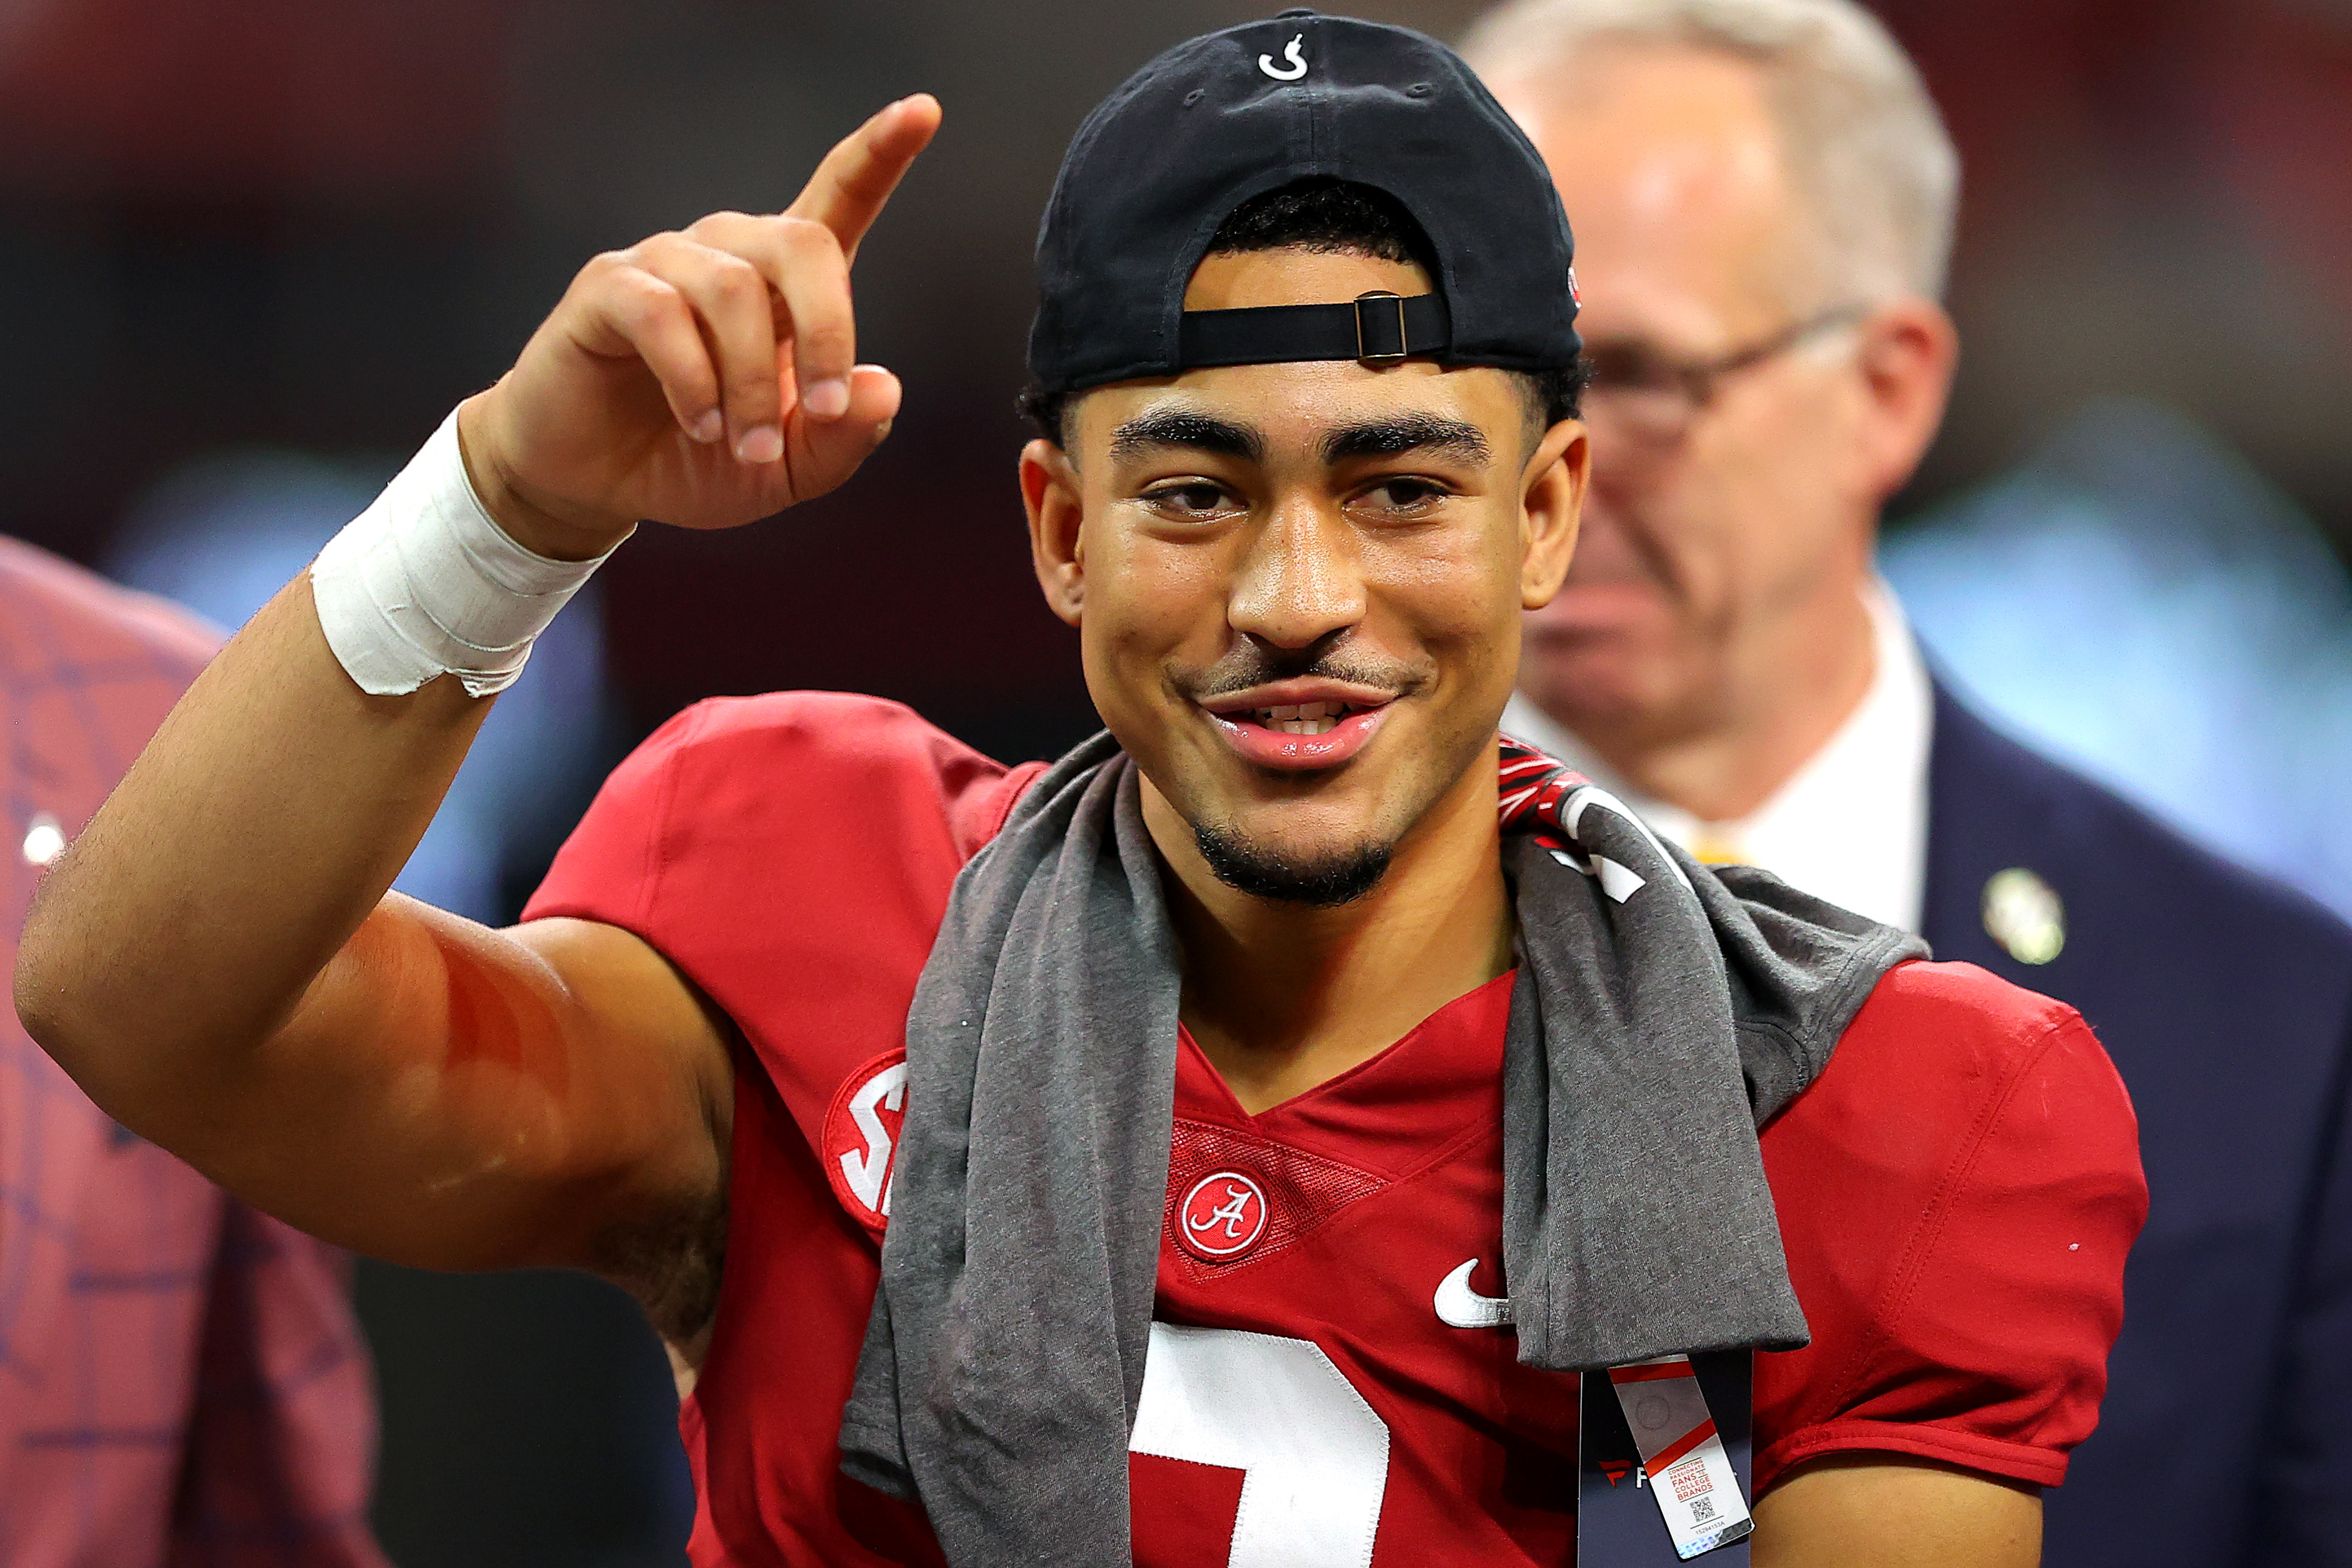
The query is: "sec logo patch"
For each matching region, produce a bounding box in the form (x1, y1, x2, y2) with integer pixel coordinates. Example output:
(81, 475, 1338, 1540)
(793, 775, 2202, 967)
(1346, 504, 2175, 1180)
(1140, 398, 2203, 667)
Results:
(1177, 1170, 1268, 1262)
(824, 1048, 908, 1238)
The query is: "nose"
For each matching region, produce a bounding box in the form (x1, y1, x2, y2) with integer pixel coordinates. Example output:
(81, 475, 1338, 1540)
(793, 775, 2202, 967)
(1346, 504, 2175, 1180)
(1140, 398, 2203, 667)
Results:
(1224, 498, 1366, 652)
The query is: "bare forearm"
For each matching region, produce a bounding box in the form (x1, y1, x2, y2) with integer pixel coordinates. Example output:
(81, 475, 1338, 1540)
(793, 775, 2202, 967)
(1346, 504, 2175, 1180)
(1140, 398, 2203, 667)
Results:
(17, 573, 491, 1113)
(1753, 1456, 2040, 1567)
(12, 101, 930, 1279)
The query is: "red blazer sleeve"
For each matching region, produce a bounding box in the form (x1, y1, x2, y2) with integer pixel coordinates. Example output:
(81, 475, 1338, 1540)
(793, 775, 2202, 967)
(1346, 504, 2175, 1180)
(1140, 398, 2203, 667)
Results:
(1753, 960, 2149, 1493)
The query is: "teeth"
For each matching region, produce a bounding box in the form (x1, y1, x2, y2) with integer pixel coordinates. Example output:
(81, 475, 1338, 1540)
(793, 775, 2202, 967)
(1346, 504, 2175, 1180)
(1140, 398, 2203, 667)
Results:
(1250, 699, 1347, 736)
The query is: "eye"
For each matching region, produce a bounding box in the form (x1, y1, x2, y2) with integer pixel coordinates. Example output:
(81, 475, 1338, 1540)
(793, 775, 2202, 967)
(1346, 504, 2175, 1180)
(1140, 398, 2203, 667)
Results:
(1584, 343, 1678, 394)
(1140, 480, 1237, 518)
(1353, 477, 1449, 516)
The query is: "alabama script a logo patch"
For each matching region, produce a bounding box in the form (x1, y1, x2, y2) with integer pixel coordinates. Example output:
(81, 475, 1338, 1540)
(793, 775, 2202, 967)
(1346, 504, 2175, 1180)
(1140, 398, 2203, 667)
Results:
(1177, 1170, 1269, 1262)
(824, 1048, 908, 1238)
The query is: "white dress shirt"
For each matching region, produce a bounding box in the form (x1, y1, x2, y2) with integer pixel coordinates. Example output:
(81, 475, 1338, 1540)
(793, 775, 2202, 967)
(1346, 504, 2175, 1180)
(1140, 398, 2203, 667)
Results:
(1502, 585, 1933, 933)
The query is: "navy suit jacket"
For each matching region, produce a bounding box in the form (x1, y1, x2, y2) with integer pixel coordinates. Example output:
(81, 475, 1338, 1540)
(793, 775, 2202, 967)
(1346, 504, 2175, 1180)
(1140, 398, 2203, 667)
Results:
(1921, 681, 2352, 1565)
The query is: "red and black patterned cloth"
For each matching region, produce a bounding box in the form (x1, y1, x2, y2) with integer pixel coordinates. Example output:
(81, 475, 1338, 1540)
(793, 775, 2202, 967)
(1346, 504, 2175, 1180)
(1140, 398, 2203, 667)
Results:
(0, 538, 384, 1568)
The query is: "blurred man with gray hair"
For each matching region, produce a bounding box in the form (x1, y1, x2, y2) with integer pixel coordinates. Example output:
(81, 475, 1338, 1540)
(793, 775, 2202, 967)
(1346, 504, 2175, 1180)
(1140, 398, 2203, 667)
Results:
(1464, 0, 2352, 1560)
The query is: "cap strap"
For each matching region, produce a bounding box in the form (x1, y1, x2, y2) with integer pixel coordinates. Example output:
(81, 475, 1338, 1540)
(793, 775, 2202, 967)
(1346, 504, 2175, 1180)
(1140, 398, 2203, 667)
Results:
(1178, 290, 1449, 370)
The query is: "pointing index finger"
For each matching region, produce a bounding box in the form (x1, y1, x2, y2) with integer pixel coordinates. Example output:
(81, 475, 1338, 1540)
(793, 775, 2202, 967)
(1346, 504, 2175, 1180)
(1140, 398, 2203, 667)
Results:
(784, 94, 941, 264)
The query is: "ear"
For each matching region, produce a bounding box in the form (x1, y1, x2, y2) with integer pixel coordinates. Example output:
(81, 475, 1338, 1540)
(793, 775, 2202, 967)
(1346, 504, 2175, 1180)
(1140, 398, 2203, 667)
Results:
(1852, 297, 1959, 503)
(1519, 417, 1588, 610)
(1021, 438, 1086, 627)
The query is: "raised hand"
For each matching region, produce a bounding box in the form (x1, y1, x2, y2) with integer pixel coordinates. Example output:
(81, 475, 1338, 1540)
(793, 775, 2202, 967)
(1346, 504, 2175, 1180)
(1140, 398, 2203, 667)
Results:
(459, 94, 942, 558)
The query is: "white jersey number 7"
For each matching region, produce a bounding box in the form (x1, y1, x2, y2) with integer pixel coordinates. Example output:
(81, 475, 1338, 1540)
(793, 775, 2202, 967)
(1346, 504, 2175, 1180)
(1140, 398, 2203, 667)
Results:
(1129, 1322, 1392, 1568)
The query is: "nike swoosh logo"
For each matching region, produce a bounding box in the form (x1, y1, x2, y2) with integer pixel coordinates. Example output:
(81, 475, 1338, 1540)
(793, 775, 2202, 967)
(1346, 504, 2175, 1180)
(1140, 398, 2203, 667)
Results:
(1435, 1259, 1513, 1329)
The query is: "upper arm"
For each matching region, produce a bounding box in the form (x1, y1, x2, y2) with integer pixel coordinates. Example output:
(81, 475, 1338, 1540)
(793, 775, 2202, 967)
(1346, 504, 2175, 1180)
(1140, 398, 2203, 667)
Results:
(1756, 963, 2148, 1493)
(1753, 1456, 2040, 1568)
(188, 896, 731, 1289)
(159, 692, 1000, 1314)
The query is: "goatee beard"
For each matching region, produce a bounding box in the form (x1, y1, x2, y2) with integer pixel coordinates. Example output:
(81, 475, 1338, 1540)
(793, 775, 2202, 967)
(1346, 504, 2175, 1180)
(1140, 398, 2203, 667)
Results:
(1190, 820, 1393, 907)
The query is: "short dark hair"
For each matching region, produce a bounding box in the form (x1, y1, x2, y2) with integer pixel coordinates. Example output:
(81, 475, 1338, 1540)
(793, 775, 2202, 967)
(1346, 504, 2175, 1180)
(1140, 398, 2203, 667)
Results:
(1020, 177, 1587, 446)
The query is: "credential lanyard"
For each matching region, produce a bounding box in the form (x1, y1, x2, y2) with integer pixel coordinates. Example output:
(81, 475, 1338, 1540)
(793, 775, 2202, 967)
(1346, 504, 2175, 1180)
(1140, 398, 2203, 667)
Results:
(1577, 1351, 1755, 1563)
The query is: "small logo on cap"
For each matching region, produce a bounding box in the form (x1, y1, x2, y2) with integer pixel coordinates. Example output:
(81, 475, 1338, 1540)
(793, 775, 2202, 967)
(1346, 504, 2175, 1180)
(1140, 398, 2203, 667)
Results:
(1259, 34, 1307, 81)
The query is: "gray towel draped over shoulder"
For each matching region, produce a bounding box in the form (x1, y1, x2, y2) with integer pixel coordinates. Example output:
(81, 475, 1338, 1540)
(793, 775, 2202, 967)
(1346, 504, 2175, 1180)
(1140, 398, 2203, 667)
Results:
(838, 732, 1923, 1567)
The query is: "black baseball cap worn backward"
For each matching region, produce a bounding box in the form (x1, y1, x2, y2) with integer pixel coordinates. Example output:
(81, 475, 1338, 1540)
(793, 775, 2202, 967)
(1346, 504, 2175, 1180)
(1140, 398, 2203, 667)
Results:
(1029, 9, 1582, 398)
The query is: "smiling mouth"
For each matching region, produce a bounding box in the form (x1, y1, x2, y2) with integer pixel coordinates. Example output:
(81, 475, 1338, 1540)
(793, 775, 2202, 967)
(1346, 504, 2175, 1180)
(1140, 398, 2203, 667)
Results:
(1246, 699, 1371, 736)
(1195, 688, 1399, 771)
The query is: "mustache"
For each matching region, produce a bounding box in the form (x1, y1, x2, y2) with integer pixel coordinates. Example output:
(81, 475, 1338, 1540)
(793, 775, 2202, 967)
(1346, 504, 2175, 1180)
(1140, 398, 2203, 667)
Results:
(1173, 642, 1431, 703)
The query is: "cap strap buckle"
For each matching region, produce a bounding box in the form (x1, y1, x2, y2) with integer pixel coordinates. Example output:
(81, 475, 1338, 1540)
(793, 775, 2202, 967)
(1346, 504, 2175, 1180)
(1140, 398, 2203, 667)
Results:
(1354, 291, 1409, 364)
(1172, 291, 1449, 374)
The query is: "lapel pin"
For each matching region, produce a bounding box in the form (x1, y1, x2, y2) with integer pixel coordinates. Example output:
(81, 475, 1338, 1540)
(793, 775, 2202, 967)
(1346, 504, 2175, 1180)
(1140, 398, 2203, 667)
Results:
(1982, 867, 2064, 965)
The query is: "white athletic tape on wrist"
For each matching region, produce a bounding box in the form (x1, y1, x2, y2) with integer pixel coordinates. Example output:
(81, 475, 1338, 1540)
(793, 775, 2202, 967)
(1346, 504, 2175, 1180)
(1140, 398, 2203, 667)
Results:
(310, 407, 629, 698)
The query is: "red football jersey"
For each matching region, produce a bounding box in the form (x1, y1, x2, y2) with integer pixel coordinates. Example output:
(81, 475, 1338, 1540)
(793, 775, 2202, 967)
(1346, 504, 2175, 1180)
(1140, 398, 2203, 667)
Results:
(524, 693, 2146, 1568)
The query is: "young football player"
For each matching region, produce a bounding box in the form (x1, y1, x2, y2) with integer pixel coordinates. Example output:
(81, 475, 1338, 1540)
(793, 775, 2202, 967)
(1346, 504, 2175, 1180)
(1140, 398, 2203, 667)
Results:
(19, 14, 2141, 1566)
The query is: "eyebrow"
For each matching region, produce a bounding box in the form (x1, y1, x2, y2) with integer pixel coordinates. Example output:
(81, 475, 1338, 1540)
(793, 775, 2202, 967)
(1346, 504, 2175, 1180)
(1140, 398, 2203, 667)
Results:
(1106, 407, 1493, 469)
(1322, 414, 1490, 467)
(1107, 410, 1264, 464)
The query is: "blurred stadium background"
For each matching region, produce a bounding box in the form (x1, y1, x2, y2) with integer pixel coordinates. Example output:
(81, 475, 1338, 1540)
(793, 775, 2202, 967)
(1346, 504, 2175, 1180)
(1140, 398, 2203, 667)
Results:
(2, 1, 2346, 1562)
